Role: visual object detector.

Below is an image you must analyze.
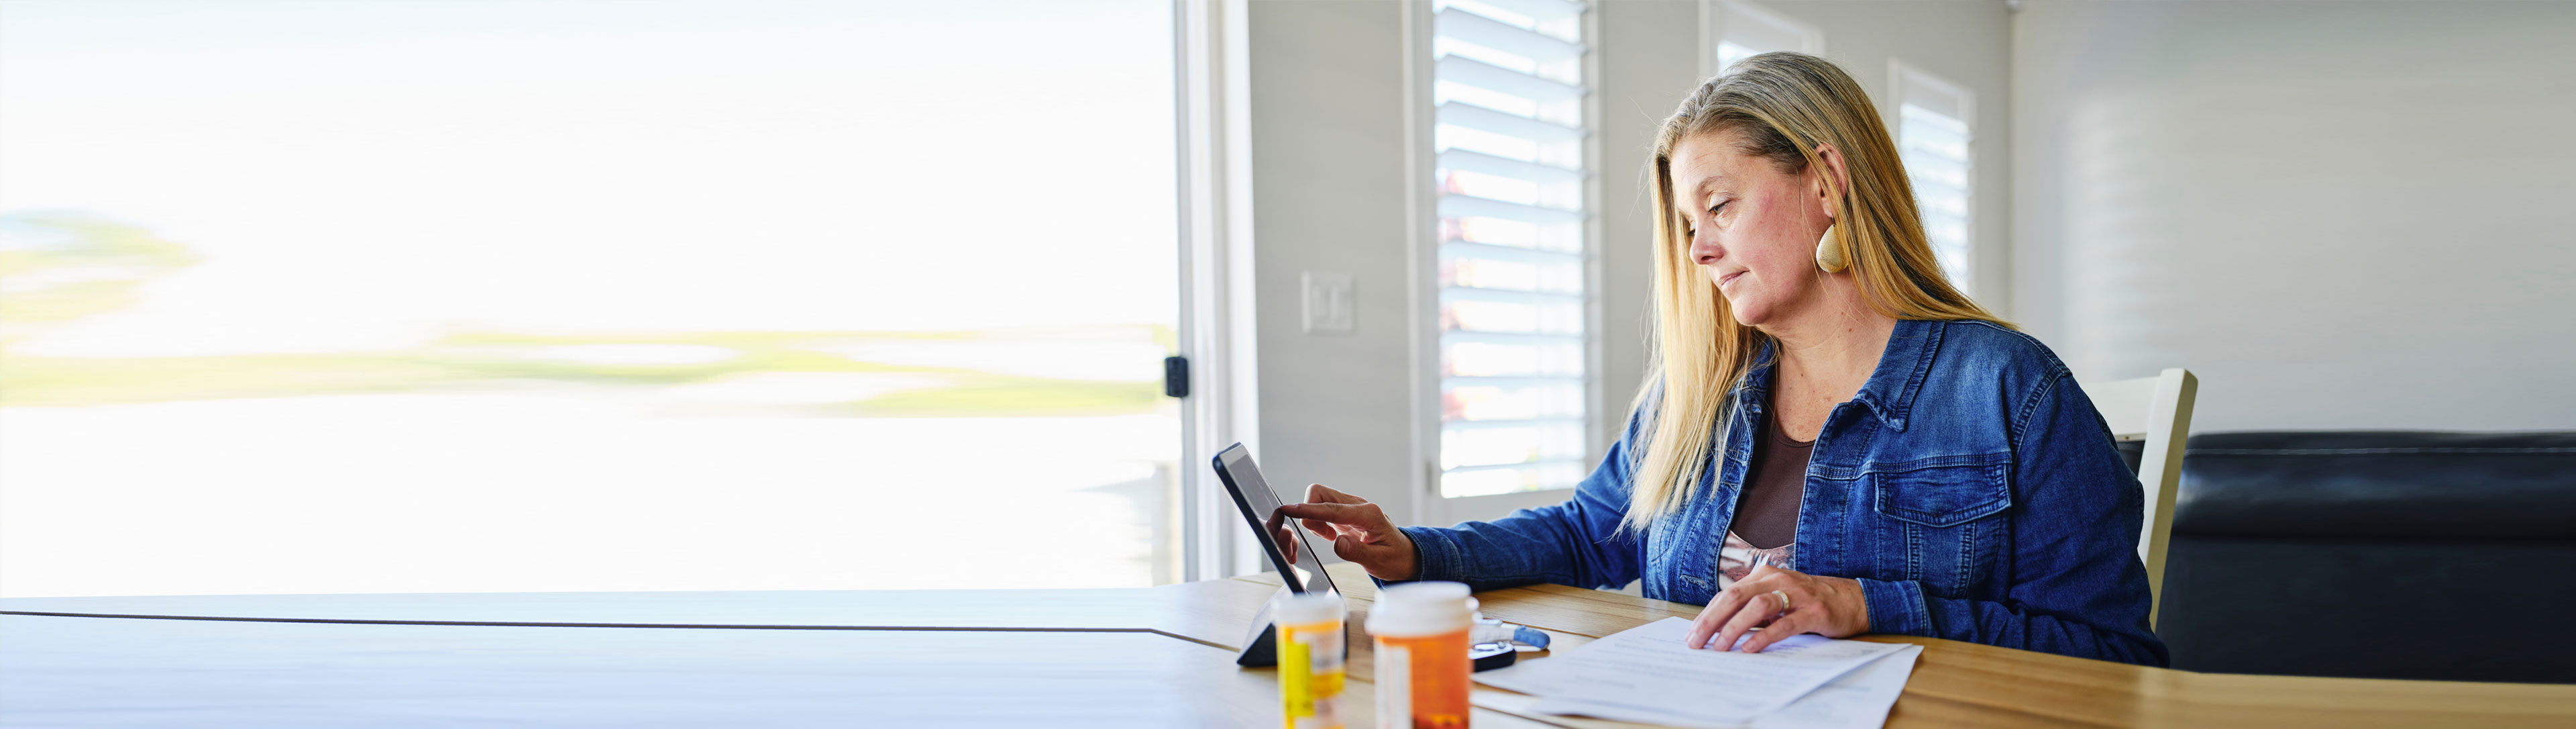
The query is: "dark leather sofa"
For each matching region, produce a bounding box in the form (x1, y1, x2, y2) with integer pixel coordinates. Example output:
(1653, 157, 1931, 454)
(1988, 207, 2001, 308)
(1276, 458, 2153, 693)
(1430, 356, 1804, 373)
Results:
(2143, 431, 2576, 683)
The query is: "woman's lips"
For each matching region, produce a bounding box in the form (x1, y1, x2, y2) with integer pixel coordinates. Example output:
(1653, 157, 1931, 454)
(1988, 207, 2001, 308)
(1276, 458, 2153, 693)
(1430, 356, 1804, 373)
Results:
(1718, 271, 1746, 289)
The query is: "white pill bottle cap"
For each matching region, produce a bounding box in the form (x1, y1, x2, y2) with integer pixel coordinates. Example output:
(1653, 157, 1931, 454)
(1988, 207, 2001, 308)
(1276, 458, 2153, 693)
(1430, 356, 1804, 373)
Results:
(1276, 591, 1345, 626)
(1368, 581, 1476, 637)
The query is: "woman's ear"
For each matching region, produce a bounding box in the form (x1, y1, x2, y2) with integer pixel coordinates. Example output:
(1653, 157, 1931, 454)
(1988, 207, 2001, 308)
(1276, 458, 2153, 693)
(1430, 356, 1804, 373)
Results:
(1811, 143, 1851, 220)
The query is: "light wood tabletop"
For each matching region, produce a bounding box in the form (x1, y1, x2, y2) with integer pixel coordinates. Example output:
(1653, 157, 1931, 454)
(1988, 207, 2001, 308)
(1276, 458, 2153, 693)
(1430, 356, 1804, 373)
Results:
(7, 563, 2573, 728)
(1234, 563, 2576, 729)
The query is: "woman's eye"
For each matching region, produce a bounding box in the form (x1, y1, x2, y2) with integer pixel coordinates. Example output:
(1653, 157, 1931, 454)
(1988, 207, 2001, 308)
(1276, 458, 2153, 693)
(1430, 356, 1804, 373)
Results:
(1709, 201, 1728, 216)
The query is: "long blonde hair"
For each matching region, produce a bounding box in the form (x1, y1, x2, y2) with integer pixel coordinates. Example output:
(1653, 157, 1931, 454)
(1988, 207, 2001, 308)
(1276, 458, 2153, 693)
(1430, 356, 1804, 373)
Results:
(1621, 52, 2008, 533)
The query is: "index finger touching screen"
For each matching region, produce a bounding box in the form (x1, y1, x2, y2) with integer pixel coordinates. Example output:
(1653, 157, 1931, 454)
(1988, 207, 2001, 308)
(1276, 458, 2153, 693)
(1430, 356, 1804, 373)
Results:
(1213, 443, 1340, 596)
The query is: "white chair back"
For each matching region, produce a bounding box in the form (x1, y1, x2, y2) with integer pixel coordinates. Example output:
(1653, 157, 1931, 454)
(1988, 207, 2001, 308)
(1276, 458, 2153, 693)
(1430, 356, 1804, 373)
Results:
(2086, 368, 2198, 628)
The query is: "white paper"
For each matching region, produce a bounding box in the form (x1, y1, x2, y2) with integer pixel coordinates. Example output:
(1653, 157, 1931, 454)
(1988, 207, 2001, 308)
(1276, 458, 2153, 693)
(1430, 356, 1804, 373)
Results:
(1748, 644, 1920, 729)
(1496, 646, 1921, 729)
(1474, 617, 1910, 728)
(1468, 656, 1563, 697)
(1522, 695, 1745, 729)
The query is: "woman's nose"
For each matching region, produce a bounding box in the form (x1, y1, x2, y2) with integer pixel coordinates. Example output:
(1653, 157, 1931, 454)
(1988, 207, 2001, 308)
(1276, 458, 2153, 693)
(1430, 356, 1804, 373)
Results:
(1690, 231, 1722, 266)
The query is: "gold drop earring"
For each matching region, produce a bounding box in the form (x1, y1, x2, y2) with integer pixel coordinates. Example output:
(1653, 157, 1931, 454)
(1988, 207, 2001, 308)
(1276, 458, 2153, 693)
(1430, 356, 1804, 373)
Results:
(1814, 224, 1849, 273)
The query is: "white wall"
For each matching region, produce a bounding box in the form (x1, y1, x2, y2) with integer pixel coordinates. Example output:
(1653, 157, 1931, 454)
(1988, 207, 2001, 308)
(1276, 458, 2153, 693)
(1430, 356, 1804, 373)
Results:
(2012, 0, 2576, 432)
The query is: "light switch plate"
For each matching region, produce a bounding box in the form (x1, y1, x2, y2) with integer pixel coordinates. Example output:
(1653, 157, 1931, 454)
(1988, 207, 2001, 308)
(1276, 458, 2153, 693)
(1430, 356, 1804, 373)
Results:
(1302, 272, 1354, 335)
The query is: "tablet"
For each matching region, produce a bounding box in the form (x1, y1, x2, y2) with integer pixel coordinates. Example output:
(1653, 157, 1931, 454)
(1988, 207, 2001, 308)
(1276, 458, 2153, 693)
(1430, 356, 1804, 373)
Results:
(1212, 443, 1340, 597)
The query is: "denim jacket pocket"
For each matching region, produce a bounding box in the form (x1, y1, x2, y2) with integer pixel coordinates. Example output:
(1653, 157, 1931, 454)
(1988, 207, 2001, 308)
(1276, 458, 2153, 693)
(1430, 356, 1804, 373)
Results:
(1868, 452, 2012, 595)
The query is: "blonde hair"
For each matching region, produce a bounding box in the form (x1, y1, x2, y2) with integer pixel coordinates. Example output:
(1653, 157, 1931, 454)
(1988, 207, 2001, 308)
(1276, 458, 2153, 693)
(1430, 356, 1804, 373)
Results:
(1621, 52, 2008, 534)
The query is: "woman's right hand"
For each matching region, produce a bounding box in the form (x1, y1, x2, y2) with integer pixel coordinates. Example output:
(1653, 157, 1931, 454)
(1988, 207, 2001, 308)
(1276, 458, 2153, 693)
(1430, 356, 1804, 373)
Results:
(1273, 484, 1420, 582)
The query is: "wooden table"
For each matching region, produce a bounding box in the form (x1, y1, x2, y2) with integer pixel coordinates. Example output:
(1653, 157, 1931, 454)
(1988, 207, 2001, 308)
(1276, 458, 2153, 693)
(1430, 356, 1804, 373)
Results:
(5, 563, 2571, 727)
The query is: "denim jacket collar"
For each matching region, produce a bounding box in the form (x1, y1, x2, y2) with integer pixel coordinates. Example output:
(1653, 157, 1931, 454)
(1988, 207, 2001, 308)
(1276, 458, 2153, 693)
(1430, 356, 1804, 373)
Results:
(1733, 318, 1943, 432)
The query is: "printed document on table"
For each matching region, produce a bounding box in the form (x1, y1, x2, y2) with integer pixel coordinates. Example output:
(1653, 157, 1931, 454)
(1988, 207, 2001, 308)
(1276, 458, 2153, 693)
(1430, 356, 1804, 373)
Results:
(1474, 617, 1907, 726)
(1748, 644, 1919, 729)
(1483, 644, 1921, 729)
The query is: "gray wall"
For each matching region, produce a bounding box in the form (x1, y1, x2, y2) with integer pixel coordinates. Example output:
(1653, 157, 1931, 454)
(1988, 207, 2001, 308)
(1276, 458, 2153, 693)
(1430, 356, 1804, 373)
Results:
(1244, 0, 1424, 526)
(1597, 1, 1708, 457)
(2012, 0, 2576, 432)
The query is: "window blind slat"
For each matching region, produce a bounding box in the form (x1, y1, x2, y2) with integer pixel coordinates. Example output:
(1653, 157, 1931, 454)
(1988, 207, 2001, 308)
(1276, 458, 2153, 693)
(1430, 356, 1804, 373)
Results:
(1440, 240, 1582, 265)
(1442, 330, 1582, 347)
(1442, 287, 1582, 307)
(1448, 0, 1588, 28)
(1440, 461, 1587, 497)
(1900, 104, 1970, 135)
(1434, 54, 1587, 105)
(1440, 458, 1591, 475)
(1434, 7, 1586, 64)
(1442, 417, 1585, 432)
(1910, 168, 1969, 190)
(1439, 193, 1583, 225)
(1438, 148, 1585, 186)
(1435, 101, 1585, 146)
(1442, 381, 1576, 391)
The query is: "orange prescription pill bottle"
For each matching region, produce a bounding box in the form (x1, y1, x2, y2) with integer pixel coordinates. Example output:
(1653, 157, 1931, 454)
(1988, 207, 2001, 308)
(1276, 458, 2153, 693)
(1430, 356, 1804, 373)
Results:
(1368, 582, 1474, 729)
(1276, 592, 1348, 729)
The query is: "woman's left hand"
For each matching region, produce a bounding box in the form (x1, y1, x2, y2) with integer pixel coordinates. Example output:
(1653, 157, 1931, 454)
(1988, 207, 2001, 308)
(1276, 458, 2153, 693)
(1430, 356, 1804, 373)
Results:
(1682, 563, 1872, 653)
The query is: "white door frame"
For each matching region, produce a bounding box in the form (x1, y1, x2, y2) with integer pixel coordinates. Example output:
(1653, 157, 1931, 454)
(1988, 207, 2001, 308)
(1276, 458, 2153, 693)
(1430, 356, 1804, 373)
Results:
(1174, 0, 1261, 581)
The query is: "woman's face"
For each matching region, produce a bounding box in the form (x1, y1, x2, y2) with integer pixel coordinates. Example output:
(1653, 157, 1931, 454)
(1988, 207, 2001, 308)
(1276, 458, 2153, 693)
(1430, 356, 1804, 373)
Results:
(1668, 129, 1835, 329)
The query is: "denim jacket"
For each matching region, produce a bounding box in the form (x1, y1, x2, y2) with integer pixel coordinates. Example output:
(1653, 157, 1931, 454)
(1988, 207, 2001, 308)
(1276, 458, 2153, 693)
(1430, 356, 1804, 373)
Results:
(1396, 318, 2169, 666)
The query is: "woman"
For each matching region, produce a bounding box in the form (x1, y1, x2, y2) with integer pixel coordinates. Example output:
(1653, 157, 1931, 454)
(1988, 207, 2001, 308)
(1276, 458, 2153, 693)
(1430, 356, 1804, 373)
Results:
(1279, 52, 2167, 666)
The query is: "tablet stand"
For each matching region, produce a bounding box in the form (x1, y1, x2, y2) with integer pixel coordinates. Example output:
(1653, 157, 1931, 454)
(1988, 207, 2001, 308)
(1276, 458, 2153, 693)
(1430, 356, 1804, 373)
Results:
(1234, 585, 1292, 667)
(1236, 585, 1357, 667)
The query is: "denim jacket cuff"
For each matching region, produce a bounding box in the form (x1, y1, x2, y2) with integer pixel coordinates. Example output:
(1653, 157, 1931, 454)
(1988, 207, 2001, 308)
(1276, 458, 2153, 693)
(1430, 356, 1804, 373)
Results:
(1858, 577, 1933, 636)
(1375, 526, 1462, 588)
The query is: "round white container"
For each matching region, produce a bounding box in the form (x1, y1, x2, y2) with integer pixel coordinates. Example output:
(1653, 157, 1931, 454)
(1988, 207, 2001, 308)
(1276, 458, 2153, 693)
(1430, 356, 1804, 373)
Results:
(1368, 581, 1475, 636)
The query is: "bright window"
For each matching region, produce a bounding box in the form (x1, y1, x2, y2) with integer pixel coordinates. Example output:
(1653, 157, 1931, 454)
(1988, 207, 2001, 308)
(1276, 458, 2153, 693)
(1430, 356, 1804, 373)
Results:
(1892, 62, 1975, 292)
(1430, 0, 1593, 498)
(0, 1, 1183, 597)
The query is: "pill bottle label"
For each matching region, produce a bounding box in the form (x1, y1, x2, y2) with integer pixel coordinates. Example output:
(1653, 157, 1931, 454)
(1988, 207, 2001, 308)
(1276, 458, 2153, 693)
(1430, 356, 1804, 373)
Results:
(1280, 618, 1346, 729)
(1377, 644, 1409, 728)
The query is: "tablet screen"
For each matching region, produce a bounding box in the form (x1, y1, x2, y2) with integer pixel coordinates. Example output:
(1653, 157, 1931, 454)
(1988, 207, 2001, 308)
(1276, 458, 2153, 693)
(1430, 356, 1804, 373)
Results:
(1213, 444, 1339, 596)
